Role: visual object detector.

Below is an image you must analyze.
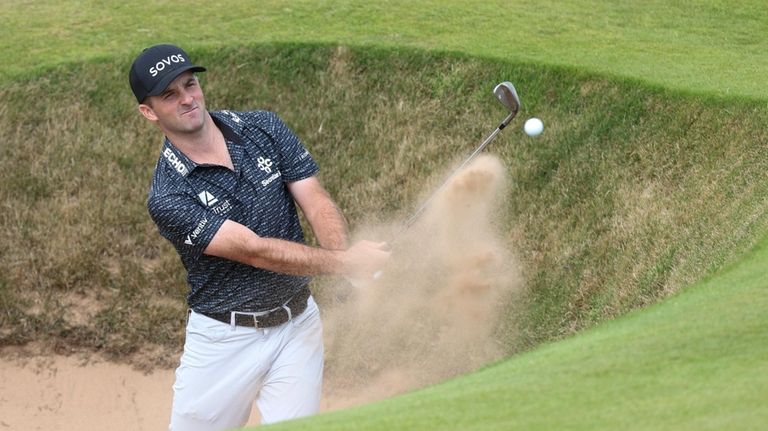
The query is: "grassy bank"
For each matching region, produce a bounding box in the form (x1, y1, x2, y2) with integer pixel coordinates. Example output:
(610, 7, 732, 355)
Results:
(1, 0, 767, 99)
(2, 1, 766, 428)
(1, 44, 766, 365)
(265, 234, 768, 431)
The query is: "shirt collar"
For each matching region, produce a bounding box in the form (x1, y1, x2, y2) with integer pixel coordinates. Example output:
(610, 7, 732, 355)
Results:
(160, 110, 245, 177)
(160, 139, 196, 177)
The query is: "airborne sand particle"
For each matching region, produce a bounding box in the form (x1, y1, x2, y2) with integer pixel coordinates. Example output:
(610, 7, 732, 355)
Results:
(321, 154, 522, 410)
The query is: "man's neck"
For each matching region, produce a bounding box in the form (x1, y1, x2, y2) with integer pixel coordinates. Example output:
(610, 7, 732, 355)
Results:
(166, 113, 233, 170)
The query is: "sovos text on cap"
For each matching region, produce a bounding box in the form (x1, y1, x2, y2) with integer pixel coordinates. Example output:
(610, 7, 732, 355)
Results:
(129, 44, 206, 103)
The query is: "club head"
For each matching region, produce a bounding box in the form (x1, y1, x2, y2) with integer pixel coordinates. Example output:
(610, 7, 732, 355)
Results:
(493, 82, 520, 115)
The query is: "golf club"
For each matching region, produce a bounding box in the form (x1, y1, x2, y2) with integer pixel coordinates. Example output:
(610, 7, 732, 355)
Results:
(397, 81, 519, 238)
(371, 81, 520, 281)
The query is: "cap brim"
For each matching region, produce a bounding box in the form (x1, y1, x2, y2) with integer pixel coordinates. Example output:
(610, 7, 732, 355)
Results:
(146, 65, 207, 98)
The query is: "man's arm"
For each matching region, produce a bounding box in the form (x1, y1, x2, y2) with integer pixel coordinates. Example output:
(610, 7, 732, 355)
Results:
(204, 175, 388, 278)
(203, 219, 388, 278)
(287, 176, 349, 250)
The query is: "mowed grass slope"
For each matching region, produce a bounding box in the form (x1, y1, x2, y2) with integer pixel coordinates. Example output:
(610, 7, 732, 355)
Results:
(1, 0, 767, 99)
(264, 236, 768, 431)
(0, 1, 766, 429)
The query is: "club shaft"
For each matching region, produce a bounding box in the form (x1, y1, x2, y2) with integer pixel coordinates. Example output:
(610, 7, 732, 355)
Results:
(398, 111, 516, 234)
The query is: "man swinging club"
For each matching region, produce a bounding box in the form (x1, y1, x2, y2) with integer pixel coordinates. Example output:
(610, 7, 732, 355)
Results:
(129, 44, 390, 430)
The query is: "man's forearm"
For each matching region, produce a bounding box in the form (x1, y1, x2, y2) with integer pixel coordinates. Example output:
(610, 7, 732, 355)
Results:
(288, 177, 350, 251)
(243, 234, 345, 276)
(305, 199, 349, 250)
(206, 219, 389, 279)
(205, 219, 345, 276)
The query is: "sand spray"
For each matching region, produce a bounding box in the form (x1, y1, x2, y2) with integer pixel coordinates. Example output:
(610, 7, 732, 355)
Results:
(321, 154, 522, 410)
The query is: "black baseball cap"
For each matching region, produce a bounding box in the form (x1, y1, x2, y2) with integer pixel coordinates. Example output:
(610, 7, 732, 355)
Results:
(129, 44, 206, 103)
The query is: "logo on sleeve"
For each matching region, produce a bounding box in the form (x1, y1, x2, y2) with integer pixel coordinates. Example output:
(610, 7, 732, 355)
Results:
(185, 217, 209, 246)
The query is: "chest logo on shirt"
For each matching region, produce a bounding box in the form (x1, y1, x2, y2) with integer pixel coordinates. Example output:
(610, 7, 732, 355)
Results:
(257, 157, 273, 173)
(198, 190, 232, 216)
(198, 191, 219, 206)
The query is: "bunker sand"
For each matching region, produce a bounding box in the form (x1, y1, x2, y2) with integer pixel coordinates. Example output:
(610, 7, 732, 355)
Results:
(0, 354, 176, 430)
(0, 155, 520, 429)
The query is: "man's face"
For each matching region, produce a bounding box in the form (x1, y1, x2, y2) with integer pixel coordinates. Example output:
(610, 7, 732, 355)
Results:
(138, 71, 206, 135)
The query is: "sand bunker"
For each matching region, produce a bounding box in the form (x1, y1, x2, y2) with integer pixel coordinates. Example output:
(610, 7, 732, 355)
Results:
(0, 154, 520, 429)
(0, 354, 176, 430)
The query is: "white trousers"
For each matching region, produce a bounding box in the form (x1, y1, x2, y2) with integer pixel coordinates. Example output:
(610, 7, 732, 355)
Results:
(169, 297, 324, 431)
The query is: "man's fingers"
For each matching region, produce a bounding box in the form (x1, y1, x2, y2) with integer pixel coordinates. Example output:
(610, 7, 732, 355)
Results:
(343, 240, 392, 280)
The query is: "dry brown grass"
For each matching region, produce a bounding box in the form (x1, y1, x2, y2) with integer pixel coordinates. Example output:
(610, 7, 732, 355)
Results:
(1, 44, 767, 368)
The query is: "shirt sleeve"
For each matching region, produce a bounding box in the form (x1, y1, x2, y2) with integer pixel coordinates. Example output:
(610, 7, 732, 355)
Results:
(147, 191, 227, 262)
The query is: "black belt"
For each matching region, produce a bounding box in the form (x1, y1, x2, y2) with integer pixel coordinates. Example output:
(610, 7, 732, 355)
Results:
(199, 287, 311, 328)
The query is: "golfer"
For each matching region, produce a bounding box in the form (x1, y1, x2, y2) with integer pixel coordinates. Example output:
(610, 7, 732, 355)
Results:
(129, 44, 389, 430)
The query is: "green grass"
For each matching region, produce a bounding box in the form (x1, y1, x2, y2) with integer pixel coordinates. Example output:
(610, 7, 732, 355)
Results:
(1, 0, 767, 99)
(0, 1, 767, 429)
(264, 236, 768, 431)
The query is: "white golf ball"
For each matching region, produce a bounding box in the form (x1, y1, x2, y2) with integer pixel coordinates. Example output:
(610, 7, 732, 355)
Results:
(524, 117, 544, 137)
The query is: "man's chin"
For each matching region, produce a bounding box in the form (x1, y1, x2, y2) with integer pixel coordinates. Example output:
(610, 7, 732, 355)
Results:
(180, 107, 202, 121)
(179, 112, 205, 132)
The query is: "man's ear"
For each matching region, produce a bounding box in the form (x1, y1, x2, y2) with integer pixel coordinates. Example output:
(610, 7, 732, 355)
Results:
(138, 103, 158, 122)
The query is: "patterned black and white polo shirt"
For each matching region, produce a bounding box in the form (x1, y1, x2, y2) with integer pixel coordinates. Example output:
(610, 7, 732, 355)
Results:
(147, 110, 319, 313)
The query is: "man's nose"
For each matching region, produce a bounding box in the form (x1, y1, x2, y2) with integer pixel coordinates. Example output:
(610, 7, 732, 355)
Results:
(179, 89, 195, 105)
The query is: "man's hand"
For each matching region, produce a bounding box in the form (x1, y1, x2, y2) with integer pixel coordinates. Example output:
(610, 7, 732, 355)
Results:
(342, 241, 391, 281)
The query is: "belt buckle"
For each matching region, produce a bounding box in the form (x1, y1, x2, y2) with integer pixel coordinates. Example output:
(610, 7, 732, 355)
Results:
(228, 290, 304, 329)
(231, 311, 266, 329)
